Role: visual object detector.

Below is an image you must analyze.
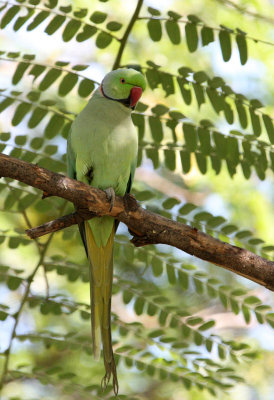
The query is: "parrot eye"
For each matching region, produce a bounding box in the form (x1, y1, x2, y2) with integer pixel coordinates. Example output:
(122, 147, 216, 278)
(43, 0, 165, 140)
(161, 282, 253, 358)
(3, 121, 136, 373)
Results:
(120, 78, 126, 84)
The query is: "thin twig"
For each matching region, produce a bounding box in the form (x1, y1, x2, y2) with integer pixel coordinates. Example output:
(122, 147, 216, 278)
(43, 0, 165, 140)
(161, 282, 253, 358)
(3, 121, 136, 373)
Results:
(0, 233, 54, 391)
(22, 210, 49, 297)
(214, 0, 274, 25)
(0, 201, 67, 391)
(112, 0, 144, 70)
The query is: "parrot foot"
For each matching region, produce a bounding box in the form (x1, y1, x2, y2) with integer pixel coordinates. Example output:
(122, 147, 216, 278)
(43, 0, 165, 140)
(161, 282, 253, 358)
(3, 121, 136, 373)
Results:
(104, 187, 115, 212)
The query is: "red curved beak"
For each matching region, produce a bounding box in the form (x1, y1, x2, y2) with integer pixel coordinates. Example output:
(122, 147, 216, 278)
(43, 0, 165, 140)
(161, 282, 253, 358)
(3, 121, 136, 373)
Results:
(130, 86, 142, 108)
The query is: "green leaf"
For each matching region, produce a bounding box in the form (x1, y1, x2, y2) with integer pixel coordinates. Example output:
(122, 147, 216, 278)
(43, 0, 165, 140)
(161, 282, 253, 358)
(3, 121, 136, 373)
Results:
(185, 23, 198, 53)
(262, 114, 274, 144)
(0, 132, 10, 141)
(1, 6, 21, 29)
(74, 8, 88, 19)
(134, 297, 145, 316)
(76, 25, 97, 42)
(207, 216, 226, 228)
(22, 12, 40, 34)
(235, 100, 248, 129)
(243, 296, 261, 305)
(132, 113, 145, 140)
(107, 21, 122, 31)
(180, 150, 191, 173)
(195, 153, 207, 174)
(223, 102, 234, 124)
(198, 320, 215, 331)
(219, 29, 232, 61)
(242, 305, 251, 324)
(122, 290, 133, 304)
(149, 116, 163, 143)
(162, 197, 180, 209)
(147, 19, 162, 42)
(177, 77, 192, 105)
(236, 33, 248, 65)
(95, 32, 112, 49)
(160, 72, 174, 96)
(45, 114, 65, 139)
(206, 88, 223, 114)
(183, 123, 197, 151)
(44, 145, 57, 155)
(17, 193, 36, 211)
(12, 102, 32, 126)
(210, 154, 222, 174)
(135, 190, 154, 201)
(29, 64, 46, 81)
(15, 134, 27, 145)
(27, 11, 50, 31)
(7, 276, 22, 290)
(62, 19, 82, 42)
(164, 149, 176, 171)
(4, 192, 19, 210)
(178, 270, 189, 289)
(0, 97, 15, 113)
(0, 311, 8, 321)
(192, 83, 205, 108)
(151, 104, 169, 116)
(218, 344, 227, 360)
(146, 68, 160, 89)
(58, 73, 78, 96)
(151, 256, 163, 277)
(193, 331, 203, 346)
(186, 316, 203, 326)
(227, 136, 239, 165)
(147, 7, 161, 16)
(78, 79, 95, 97)
(165, 20, 180, 45)
(159, 310, 168, 326)
(166, 264, 176, 284)
(169, 111, 184, 120)
(28, 108, 48, 128)
(45, 15, 66, 35)
(146, 148, 159, 169)
(266, 313, 274, 328)
(249, 108, 261, 137)
(39, 69, 62, 91)
(198, 127, 211, 154)
(12, 62, 29, 85)
(213, 132, 227, 158)
(90, 11, 107, 24)
(201, 26, 214, 46)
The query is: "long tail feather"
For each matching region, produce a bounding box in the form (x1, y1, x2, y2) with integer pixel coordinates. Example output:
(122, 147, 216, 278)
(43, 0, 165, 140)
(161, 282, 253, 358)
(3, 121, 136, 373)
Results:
(84, 221, 118, 395)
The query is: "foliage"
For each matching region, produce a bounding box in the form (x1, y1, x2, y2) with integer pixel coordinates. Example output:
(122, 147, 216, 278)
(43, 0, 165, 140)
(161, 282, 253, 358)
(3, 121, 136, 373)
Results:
(0, 0, 273, 399)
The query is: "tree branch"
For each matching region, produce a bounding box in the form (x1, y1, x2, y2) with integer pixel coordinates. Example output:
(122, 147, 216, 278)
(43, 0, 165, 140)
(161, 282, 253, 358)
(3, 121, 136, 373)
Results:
(112, 0, 144, 70)
(0, 153, 274, 291)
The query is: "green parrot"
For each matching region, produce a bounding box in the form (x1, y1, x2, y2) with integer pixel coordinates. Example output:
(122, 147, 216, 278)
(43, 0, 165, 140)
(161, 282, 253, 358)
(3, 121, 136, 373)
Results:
(67, 68, 146, 394)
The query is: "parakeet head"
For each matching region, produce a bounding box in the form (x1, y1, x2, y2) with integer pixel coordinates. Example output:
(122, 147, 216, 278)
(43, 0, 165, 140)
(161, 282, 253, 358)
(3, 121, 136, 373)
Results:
(100, 68, 146, 109)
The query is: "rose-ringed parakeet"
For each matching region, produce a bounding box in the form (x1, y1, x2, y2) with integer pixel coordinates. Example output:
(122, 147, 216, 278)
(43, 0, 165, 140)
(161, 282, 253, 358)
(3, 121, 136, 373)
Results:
(67, 68, 146, 394)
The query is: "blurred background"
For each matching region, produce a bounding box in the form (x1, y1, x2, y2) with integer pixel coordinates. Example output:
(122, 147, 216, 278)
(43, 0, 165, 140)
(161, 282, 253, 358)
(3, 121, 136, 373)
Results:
(0, 0, 273, 399)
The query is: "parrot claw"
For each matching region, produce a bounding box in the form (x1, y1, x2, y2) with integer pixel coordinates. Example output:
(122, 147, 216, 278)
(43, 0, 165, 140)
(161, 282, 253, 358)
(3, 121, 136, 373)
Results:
(104, 187, 115, 212)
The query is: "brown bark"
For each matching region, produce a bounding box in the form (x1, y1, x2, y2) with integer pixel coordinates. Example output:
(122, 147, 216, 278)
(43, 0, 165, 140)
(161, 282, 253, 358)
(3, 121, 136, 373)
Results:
(0, 153, 273, 291)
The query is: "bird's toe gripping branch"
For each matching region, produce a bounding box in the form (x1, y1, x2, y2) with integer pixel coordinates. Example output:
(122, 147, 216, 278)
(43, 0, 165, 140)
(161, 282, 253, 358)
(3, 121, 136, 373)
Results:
(104, 187, 116, 212)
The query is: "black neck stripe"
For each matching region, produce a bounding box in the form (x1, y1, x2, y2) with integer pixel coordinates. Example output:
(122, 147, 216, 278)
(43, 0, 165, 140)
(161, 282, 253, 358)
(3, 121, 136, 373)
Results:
(100, 84, 131, 108)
